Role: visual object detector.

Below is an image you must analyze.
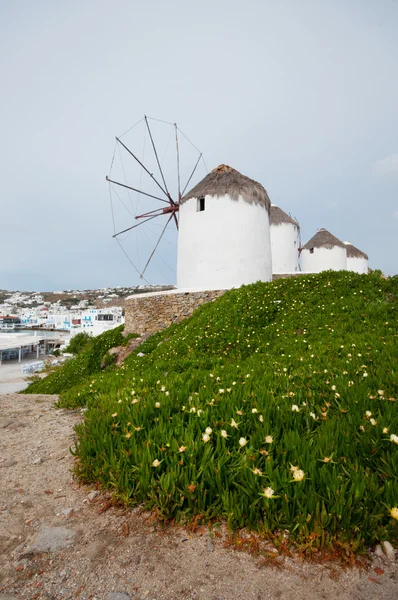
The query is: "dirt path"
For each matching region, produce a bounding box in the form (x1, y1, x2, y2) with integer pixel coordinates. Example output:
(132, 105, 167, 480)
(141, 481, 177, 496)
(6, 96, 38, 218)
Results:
(0, 394, 397, 600)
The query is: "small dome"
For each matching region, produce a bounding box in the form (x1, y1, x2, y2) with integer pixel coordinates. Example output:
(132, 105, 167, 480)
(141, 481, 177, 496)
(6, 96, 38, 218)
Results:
(302, 228, 346, 250)
(344, 241, 368, 259)
(181, 164, 271, 212)
(270, 205, 299, 227)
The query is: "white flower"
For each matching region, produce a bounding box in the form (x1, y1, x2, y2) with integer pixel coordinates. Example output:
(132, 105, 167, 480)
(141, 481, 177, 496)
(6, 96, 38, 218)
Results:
(221, 430, 228, 438)
(291, 405, 299, 412)
(363, 372, 368, 378)
(252, 467, 262, 476)
(205, 427, 213, 435)
(265, 435, 273, 444)
(112, 412, 118, 417)
(190, 407, 196, 413)
(370, 418, 377, 426)
(258, 415, 264, 423)
(202, 433, 210, 443)
(390, 434, 398, 445)
(383, 427, 389, 434)
(331, 385, 336, 391)
(165, 391, 170, 396)
(263, 487, 275, 499)
(239, 437, 248, 447)
(230, 419, 238, 428)
(161, 385, 166, 391)
(310, 412, 316, 420)
(252, 408, 258, 414)
(179, 446, 186, 453)
(155, 402, 161, 408)
(152, 459, 161, 467)
(219, 389, 225, 394)
(365, 411, 372, 417)
(209, 373, 214, 378)
(293, 469, 305, 482)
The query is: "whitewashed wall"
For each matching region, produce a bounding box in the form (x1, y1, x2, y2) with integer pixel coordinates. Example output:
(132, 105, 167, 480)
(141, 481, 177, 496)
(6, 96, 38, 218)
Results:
(177, 194, 272, 291)
(301, 246, 347, 272)
(270, 222, 299, 274)
(346, 256, 368, 274)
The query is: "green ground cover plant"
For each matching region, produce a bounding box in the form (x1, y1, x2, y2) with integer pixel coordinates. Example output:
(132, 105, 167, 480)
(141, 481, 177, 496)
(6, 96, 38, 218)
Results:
(24, 326, 137, 395)
(34, 272, 398, 550)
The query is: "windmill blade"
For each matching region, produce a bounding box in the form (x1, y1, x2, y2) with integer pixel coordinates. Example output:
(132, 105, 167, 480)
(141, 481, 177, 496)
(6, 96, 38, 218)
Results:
(140, 213, 174, 278)
(106, 176, 169, 204)
(113, 215, 158, 238)
(144, 115, 171, 198)
(116, 136, 170, 200)
(181, 153, 202, 197)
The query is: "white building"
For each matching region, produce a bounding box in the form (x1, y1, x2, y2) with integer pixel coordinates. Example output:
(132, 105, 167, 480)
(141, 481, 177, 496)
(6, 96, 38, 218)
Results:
(177, 164, 272, 291)
(344, 242, 369, 274)
(269, 205, 300, 274)
(301, 228, 347, 272)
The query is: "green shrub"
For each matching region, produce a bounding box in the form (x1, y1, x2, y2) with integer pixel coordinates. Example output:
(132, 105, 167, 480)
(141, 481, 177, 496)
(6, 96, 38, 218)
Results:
(24, 326, 135, 395)
(63, 332, 91, 355)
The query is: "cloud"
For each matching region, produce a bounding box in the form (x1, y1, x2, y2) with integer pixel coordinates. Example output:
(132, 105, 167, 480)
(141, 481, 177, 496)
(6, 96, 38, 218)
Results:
(393, 211, 398, 220)
(372, 154, 398, 178)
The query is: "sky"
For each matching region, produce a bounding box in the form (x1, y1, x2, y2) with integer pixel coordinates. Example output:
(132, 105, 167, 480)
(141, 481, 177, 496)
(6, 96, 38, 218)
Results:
(1, 0, 397, 291)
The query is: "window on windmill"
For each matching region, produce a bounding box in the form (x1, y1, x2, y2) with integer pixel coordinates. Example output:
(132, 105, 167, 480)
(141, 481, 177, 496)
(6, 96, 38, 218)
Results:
(310, 247, 314, 254)
(197, 197, 205, 212)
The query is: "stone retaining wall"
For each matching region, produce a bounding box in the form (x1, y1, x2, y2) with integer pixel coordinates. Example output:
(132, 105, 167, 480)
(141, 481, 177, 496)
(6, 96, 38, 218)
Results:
(272, 273, 303, 280)
(124, 290, 225, 334)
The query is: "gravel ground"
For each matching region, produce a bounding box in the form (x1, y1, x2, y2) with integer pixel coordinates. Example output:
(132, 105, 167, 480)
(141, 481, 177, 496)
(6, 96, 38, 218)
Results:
(0, 393, 397, 600)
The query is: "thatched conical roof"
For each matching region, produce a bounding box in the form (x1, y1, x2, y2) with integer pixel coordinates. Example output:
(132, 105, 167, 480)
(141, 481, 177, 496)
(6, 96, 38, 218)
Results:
(344, 242, 368, 260)
(302, 228, 345, 250)
(270, 204, 299, 227)
(181, 164, 271, 212)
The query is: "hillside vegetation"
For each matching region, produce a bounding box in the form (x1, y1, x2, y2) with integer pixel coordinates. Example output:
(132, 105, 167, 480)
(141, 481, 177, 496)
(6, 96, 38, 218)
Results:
(29, 272, 398, 551)
(25, 326, 136, 395)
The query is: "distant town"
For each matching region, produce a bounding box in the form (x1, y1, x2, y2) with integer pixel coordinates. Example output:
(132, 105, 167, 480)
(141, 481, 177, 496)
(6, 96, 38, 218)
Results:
(0, 284, 173, 333)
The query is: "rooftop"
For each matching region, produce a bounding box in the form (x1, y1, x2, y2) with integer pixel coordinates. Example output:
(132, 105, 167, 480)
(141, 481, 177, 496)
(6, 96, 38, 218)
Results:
(181, 164, 271, 211)
(270, 204, 299, 227)
(302, 228, 346, 250)
(344, 242, 368, 260)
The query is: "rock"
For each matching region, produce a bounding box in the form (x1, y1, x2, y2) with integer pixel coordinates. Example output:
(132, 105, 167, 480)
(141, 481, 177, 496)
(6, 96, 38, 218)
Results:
(0, 594, 19, 599)
(374, 544, 385, 559)
(21, 526, 76, 555)
(0, 459, 17, 468)
(381, 540, 396, 562)
(0, 418, 13, 429)
(62, 507, 74, 518)
(137, 352, 145, 357)
(87, 490, 99, 502)
(32, 457, 42, 465)
(106, 594, 131, 600)
(206, 537, 215, 552)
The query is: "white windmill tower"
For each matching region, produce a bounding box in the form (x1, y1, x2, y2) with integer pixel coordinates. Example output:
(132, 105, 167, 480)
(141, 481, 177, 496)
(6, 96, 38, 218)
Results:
(344, 242, 369, 274)
(301, 228, 347, 272)
(177, 164, 272, 291)
(269, 205, 300, 274)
